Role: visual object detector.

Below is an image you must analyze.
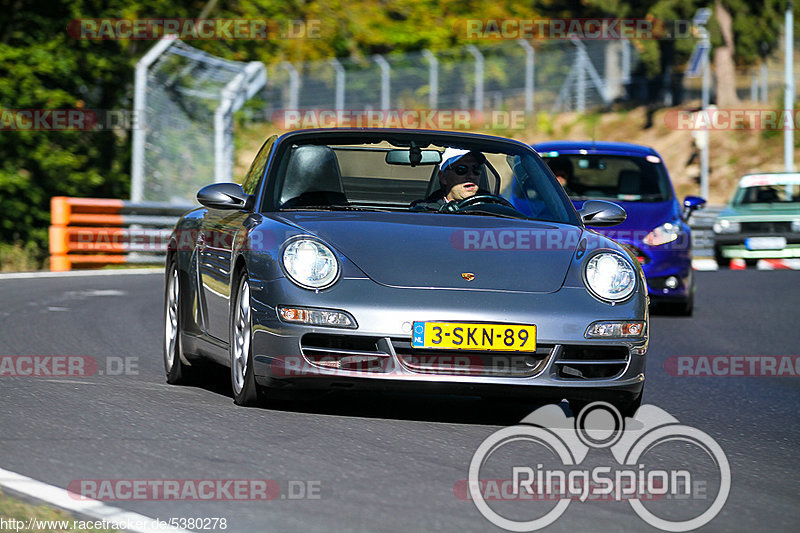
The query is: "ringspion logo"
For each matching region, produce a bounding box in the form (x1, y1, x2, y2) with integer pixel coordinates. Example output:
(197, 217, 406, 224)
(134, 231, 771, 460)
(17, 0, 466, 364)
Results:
(467, 403, 730, 531)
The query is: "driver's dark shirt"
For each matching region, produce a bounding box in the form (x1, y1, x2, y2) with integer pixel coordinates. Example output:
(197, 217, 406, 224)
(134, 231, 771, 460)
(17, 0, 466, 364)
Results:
(409, 189, 490, 211)
(409, 190, 451, 211)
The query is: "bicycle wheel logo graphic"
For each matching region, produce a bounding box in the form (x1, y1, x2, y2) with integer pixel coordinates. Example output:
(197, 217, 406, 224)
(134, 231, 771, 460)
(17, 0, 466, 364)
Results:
(468, 402, 730, 532)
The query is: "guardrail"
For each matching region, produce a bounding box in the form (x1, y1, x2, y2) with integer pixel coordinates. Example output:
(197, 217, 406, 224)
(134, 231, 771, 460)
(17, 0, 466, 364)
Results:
(48, 196, 724, 271)
(49, 197, 194, 272)
(689, 204, 725, 258)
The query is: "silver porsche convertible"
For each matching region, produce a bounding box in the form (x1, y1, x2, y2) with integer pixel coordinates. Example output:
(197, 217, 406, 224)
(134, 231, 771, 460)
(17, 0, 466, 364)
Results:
(163, 129, 648, 414)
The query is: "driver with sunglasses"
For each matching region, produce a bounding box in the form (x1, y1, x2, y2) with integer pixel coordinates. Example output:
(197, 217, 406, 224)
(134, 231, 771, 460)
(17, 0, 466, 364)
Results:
(411, 150, 486, 211)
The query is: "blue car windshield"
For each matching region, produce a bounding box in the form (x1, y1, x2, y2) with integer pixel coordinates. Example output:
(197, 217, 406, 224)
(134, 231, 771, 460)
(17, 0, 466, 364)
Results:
(273, 141, 579, 225)
(541, 154, 673, 202)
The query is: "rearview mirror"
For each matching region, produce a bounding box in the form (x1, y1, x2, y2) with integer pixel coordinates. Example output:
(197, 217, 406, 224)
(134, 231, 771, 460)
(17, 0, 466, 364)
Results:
(578, 200, 627, 227)
(197, 183, 251, 210)
(385, 149, 442, 166)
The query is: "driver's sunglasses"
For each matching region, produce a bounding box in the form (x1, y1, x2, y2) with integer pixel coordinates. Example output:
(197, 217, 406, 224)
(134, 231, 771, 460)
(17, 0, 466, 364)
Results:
(451, 163, 483, 176)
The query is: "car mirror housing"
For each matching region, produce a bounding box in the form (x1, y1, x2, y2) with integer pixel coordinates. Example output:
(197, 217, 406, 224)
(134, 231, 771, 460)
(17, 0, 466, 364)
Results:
(578, 200, 627, 227)
(197, 183, 252, 210)
(683, 195, 707, 220)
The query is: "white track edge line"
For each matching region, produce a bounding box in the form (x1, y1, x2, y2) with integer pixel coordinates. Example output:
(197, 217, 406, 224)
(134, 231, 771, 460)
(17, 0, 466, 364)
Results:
(0, 268, 162, 280)
(0, 467, 189, 532)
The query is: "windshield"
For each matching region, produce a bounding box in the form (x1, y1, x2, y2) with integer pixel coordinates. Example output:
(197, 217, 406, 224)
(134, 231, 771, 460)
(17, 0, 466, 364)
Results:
(733, 183, 800, 206)
(541, 154, 673, 202)
(270, 139, 579, 225)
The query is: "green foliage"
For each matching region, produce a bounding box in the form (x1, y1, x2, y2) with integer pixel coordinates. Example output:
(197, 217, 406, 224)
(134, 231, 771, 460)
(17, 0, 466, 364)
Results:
(0, 0, 793, 262)
(0, 241, 44, 271)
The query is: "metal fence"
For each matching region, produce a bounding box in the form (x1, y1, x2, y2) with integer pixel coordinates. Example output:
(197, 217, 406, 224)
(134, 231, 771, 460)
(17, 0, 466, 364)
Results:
(132, 37, 266, 203)
(259, 39, 635, 117)
(681, 38, 800, 105)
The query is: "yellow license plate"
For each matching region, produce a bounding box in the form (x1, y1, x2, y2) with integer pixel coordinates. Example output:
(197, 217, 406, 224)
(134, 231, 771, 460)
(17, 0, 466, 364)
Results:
(411, 322, 536, 352)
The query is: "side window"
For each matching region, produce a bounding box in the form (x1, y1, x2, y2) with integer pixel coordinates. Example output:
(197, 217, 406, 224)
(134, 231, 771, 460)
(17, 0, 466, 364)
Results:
(241, 135, 277, 195)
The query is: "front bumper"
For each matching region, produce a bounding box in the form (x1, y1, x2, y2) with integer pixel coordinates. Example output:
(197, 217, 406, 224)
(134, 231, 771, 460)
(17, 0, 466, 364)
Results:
(714, 232, 800, 259)
(616, 239, 693, 302)
(248, 278, 647, 401)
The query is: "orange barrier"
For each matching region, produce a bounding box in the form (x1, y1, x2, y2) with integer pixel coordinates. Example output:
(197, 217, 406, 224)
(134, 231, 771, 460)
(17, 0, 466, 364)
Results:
(49, 197, 193, 271)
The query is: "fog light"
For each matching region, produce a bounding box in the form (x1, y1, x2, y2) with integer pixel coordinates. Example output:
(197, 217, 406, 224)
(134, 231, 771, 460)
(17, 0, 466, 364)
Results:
(585, 321, 646, 338)
(665, 276, 679, 289)
(277, 306, 357, 328)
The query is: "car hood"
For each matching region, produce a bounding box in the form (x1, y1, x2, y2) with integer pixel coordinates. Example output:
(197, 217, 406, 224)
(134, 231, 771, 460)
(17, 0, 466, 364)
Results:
(573, 199, 677, 234)
(277, 212, 583, 293)
(719, 203, 800, 220)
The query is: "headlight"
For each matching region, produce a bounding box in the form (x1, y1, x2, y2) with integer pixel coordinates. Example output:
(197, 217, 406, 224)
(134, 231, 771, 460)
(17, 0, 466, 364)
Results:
(791, 219, 800, 232)
(282, 239, 339, 289)
(643, 221, 681, 246)
(584, 252, 636, 302)
(713, 219, 740, 234)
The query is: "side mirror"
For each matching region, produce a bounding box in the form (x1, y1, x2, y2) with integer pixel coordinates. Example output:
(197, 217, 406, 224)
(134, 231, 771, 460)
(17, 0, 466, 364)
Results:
(197, 183, 251, 210)
(578, 200, 627, 227)
(683, 195, 706, 220)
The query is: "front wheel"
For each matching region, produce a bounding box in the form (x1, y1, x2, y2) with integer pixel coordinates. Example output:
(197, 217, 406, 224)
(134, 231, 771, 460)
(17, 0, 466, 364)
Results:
(230, 271, 262, 406)
(164, 259, 196, 384)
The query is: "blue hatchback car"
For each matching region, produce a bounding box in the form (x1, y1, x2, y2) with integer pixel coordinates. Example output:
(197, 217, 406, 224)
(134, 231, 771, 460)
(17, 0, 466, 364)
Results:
(533, 141, 705, 315)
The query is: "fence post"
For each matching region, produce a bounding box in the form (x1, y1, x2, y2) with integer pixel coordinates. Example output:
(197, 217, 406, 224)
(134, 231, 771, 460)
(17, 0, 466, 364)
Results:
(329, 58, 346, 110)
(517, 39, 534, 113)
(576, 46, 586, 113)
(131, 36, 177, 202)
(373, 55, 391, 110)
(280, 62, 300, 110)
(622, 39, 631, 84)
(784, 5, 795, 172)
(761, 60, 768, 103)
(422, 49, 438, 109)
(465, 45, 484, 112)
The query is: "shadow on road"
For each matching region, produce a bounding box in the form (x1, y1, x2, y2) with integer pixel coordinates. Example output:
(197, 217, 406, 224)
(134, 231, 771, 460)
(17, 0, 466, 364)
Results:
(181, 361, 559, 426)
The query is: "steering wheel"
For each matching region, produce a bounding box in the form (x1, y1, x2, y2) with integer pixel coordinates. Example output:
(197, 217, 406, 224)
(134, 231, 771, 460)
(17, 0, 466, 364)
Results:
(439, 194, 516, 213)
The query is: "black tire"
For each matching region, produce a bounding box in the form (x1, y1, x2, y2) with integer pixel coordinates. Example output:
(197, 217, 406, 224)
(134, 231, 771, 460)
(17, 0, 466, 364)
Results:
(230, 270, 262, 406)
(660, 292, 694, 316)
(744, 259, 758, 267)
(714, 248, 730, 269)
(164, 258, 197, 384)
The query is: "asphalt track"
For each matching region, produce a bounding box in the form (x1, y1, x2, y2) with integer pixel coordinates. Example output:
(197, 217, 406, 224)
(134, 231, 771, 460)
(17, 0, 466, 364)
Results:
(0, 270, 798, 532)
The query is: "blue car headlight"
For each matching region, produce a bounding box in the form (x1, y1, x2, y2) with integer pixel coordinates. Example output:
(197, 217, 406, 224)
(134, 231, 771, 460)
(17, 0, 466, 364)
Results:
(643, 221, 682, 246)
(282, 238, 340, 289)
(584, 252, 636, 302)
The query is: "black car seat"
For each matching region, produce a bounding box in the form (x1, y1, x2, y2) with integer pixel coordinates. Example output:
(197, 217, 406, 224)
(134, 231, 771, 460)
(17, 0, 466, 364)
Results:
(279, 145, 348, 208)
